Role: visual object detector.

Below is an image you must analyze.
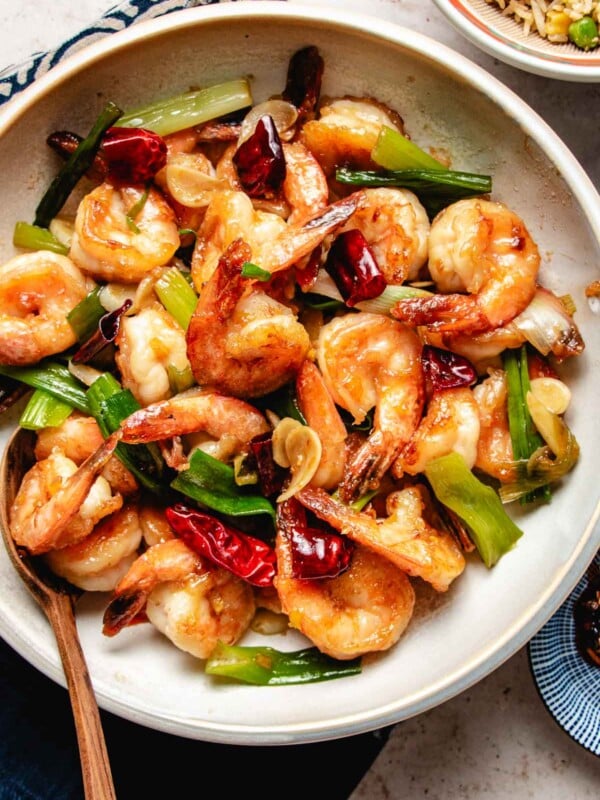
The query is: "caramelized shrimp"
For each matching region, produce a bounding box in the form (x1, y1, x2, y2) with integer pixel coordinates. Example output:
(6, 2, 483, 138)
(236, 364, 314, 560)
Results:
(392, 198, 540, 333)
(10, 433, 122, 555)
(339, 188, 429, 284)
(139, 505, 175, 547)
(317, 312, 424, 501)
(45, 504, 142, 592)
(298, 484, 465, 593)
(186, 239, 311, 398)
(119, 387, 270, 446)
(295, 360, 347, 490)
(0, 252, 88, 365)
(116, 303, 192, 407)
(102, 539, 255, 659)
(395, 387, 480, 477)
(472, 368, 516, 482)
(275, 532, 415, 660)
(35, 412, 138, 495)
(300, 96, 405, 176)
(70, 183, 180, 282)
(282, 141, 329, 225)
(191, 188, 364, 288)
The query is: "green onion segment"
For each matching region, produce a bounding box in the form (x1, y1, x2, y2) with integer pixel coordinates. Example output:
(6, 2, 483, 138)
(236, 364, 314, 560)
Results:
(13, 222, 69, 255)
(425, 451, 523, 568)
(171, 449, 276, 521)
(118, 79, 252, 137)
(205, 641, 361, 685)
(34, 101, 122, 228)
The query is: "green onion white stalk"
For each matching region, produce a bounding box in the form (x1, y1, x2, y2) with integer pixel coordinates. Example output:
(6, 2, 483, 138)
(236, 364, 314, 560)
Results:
(118, 79, 253, 137)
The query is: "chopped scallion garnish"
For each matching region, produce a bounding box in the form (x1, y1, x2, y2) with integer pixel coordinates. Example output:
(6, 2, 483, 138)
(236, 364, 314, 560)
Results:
(241, 262, 271, 281)
(425, 451, 523, 568)
(19, 388, 73, 430)
(0, 362, 89, 413)
(13, 222, 69, 255)
(371, 125, 447, 171)
(205, 641, 361, 685)
(154, 267, 198, 330)
(118, 79, 252, 137)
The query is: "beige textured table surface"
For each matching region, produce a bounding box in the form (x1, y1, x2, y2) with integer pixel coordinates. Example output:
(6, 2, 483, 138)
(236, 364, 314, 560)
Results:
(0, 1, 598, 798)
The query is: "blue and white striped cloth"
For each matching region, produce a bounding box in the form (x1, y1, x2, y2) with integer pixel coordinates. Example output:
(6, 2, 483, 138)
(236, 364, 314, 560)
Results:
(0, 0, 237, 105)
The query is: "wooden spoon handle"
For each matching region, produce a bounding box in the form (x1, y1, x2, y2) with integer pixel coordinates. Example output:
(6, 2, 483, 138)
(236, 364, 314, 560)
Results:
(45, 593, 116, 800)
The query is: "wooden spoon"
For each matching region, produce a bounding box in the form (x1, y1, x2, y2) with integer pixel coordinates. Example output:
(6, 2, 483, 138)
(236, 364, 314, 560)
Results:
(0, 428, 116, 800)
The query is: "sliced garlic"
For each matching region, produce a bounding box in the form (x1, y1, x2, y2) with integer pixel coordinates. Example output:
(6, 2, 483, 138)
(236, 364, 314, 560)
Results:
(526, 390, 569, 457)
(238, 99, 299, 146)
(529, 376, 571, 415)
(251, 608, 289, 635)
(165, 152, 229, 208)
(272, 417, 303, 467)
(49, 216, 75, 249)
(272, 418, 322, 502)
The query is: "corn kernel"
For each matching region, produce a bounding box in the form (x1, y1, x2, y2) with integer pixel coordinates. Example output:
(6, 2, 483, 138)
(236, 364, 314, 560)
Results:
(546, 11, 571, 37)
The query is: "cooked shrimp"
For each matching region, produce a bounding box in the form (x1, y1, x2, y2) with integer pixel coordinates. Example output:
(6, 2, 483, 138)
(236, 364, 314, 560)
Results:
(421, 287, 584, 370)
(275, 530, 415, 660)
(139, 504, 175, 547)
(298, 484, 465, 593)
(421, 327, 523, 373)
(191, 189, 287, 287)
(0, 252, 88, 365)
(35, 412, 138, 495)
(119, 386, 269, 446)
(317, 312, 424, 501)
(69, 182, 180, 282)
(115, 303, 192, 407)
(10, 433, 122, 555)
(191, 188, 364, 288)
(186, 239, 311, 398)
(394, 387, 480, 477)
(472, 368, 516, 482)
(295, 360, 347, 490)
(45, 505, 142, 592)
(35, 412, 104, 463)
(282, 141, 328, 225)
(339, 188, 430, 284)
(392, 198, 540, 333)
(300, 96, 405, 176)
(102, 539, 255, 659)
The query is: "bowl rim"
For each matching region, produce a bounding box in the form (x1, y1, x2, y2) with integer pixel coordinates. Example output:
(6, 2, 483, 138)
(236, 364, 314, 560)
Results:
(0, 0, 599, 743)
(432, 0, 600, 81)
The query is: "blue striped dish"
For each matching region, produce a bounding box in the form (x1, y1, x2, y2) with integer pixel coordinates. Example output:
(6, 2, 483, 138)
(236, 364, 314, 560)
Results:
(528, 551, 600, 757)
(0, 0, 230, 106)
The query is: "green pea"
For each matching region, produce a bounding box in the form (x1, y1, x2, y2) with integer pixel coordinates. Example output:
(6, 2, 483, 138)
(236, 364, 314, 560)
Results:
(568, 16, 599, 51)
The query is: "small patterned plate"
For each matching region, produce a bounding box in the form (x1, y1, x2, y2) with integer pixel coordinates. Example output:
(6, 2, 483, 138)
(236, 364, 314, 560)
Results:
(528, 551, 600, 757)
(433, 0, 600, 81)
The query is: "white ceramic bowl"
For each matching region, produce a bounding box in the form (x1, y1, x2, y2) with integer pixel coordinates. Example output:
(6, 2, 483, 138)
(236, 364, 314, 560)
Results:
(0, 1, 599, 745)
(433, 0, 600, 81)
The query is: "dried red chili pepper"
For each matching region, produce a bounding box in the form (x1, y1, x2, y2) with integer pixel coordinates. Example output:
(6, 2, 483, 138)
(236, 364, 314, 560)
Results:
(249, 432, 287, 498)
(282, 45, 324, 123)
(324, 229, 386, 307)
(101, 126, 167, 184)
(165, 504, 276, 588)
(277, 497, 354, 580)
(233, 115, 286, 198)
(421, 344, 477, 397)
(72, 299, 132, 364)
